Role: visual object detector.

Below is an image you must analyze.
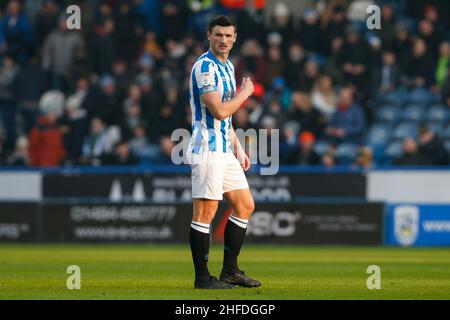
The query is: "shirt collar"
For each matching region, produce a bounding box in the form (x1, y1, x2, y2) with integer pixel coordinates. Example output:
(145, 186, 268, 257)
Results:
(207, 49, 226, 67)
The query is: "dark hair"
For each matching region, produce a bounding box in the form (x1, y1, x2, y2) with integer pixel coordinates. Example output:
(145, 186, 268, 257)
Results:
(208, 15, 237, 33)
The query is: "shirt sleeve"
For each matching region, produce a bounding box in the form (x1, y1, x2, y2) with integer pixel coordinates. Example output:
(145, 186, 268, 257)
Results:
(195, 60, 218, 95)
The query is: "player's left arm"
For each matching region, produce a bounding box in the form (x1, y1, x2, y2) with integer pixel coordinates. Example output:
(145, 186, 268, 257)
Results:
(230, 125, 250, 171)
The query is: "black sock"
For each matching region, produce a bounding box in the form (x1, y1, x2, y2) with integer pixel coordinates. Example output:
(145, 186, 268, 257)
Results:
(223, 215, 248, 274)
(189, 221, 211, 280)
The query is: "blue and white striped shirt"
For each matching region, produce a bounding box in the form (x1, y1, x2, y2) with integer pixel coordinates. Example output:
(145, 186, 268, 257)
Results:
(188, 49, 236, 154)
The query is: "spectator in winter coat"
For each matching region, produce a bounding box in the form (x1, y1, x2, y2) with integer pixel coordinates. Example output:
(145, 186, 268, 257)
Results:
(28, 91, 66, 166)
(0, 0, 33, 64)
(325, 86, 365, 145)
(41, 16, 85, 90)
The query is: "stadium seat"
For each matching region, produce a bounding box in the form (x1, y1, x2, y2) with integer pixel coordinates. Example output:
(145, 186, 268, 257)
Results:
(392, 122, 419, 140)
(313, 140, 331, 156)
(375, 105, 401, 123)
(384, 140, 404, 159)
(407, 88, 433, 106)
(431, 93, 443, 104)
(425, 122, 445, 136)
(401, 105, 425, 122)
(366, 123, 392, 147)
(335, 143, 357, 164)
(379, 88, 407, 106)
(426, 105, 449, 122)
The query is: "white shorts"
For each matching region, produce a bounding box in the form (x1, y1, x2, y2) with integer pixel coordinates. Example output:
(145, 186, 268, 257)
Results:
(189, 151, 249, 200)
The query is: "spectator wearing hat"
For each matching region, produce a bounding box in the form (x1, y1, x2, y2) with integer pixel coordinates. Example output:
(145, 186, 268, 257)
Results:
(93, 74, 122, 126)
(267, 2, 295, 53)
(264, 77, 291, 111)
(289, 131, 320, 165)
(28, 90, 66, 166)
(367, 33, 383, 68)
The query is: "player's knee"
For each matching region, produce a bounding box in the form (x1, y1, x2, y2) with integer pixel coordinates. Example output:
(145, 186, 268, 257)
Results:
(237, 198, 255, 218)
(246, 198, 255, 215)
(193, 209, 216, 224)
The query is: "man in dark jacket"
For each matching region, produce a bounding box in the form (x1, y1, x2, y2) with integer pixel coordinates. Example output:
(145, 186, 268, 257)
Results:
(418, 125, 448, 165)
(393, 137, 426, 166)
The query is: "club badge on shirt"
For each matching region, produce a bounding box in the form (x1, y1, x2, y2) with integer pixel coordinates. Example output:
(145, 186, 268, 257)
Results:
(200, 71, 214, 87)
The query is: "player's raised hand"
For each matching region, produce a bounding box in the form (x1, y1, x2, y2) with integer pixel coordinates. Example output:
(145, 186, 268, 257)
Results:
(240, 77, 254, 98)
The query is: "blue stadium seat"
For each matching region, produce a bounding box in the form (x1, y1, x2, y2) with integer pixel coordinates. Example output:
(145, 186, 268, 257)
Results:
(425, 122, 445, 136)
(379, 88, 407, 106)
(392, 122, 419, 139)
(426, 105, 449, 122)
(375, 105, 401, 123)
(401, 105, 425, 122)
(314, 140, 331, 156)
(384, 140, 404, 159)
(431, 93, 443, 104)
(407, 88, 433, 106)
(336, 143, 357, 164)
(366, 123, 392, 146)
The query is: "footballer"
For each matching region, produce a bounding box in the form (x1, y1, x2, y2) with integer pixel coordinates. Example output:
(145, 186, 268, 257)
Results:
(186, 15, 261, 289)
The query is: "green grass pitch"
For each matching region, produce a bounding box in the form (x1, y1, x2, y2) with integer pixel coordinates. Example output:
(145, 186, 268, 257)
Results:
(0, 244, 449, 300)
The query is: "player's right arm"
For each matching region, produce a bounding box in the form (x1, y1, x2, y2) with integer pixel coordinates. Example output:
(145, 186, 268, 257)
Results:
(201, 77, 254, 120)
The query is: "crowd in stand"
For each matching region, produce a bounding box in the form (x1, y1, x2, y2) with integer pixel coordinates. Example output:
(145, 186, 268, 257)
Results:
(0, 0, 449, 167)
